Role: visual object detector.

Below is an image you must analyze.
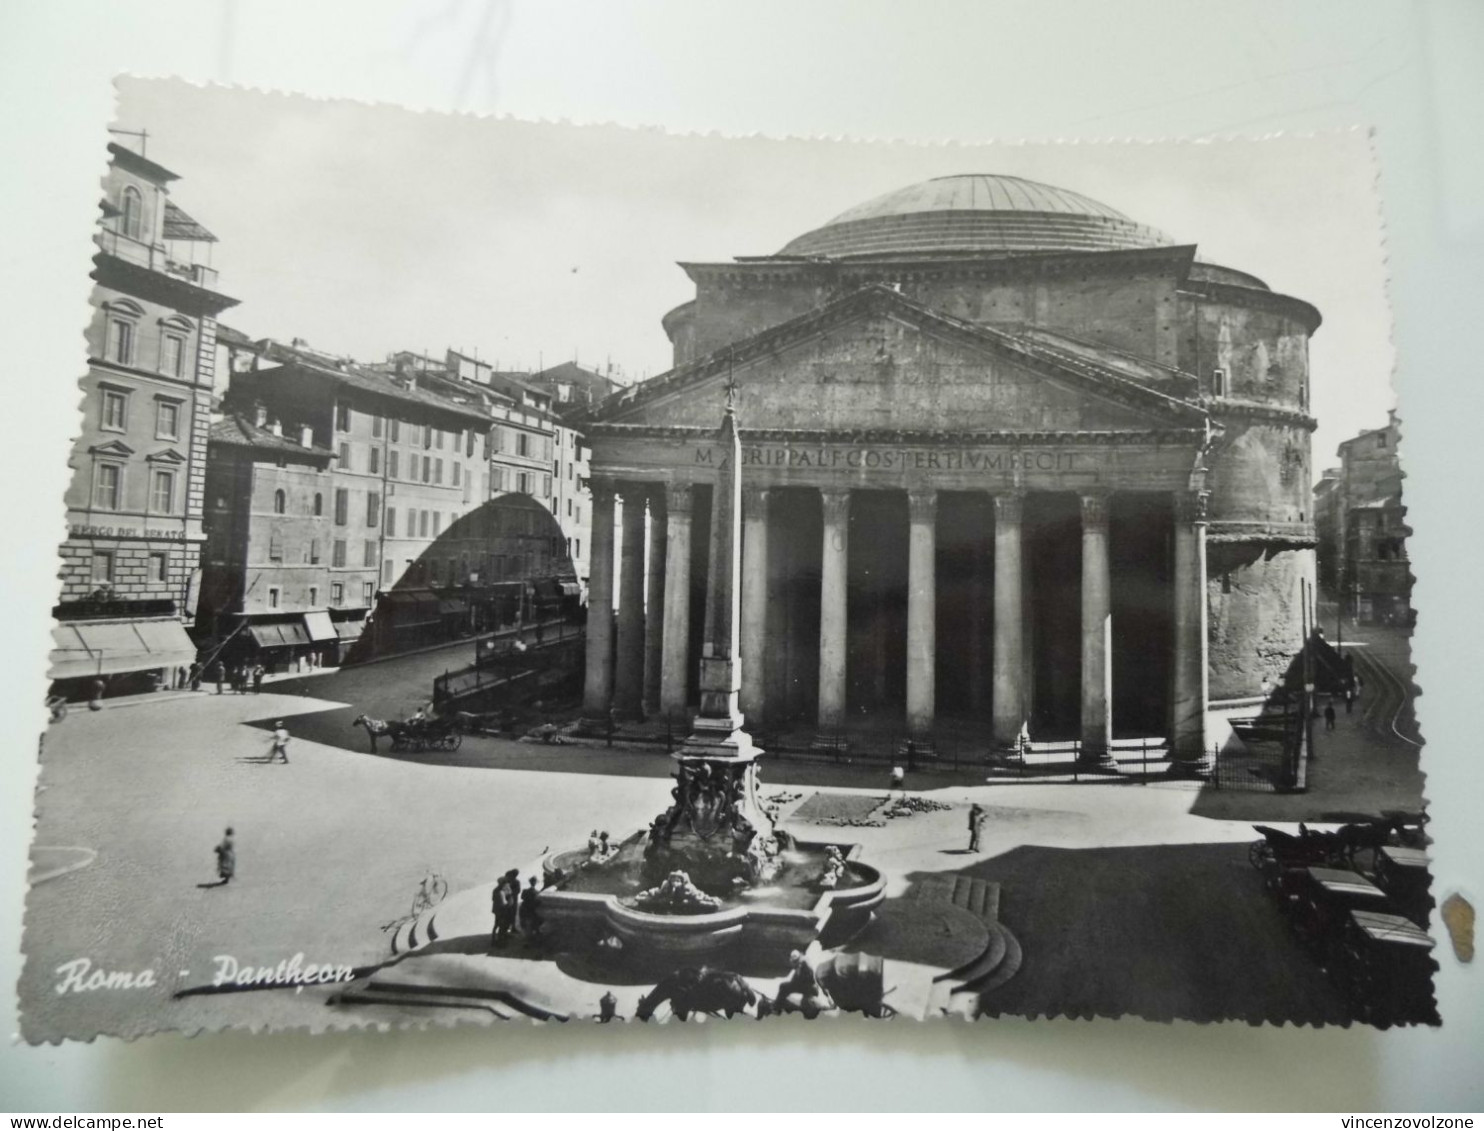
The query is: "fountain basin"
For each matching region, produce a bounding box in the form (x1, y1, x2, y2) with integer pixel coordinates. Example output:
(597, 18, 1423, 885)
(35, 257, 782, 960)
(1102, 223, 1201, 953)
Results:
(540, 839, 884, 960)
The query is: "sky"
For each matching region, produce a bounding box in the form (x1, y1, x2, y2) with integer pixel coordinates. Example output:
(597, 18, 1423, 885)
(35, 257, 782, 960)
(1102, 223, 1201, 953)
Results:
(112, 78, 1396, 467)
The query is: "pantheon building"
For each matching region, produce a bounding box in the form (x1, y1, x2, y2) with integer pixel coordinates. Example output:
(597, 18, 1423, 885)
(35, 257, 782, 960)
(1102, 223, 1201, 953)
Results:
(581, 174, 1319, 765)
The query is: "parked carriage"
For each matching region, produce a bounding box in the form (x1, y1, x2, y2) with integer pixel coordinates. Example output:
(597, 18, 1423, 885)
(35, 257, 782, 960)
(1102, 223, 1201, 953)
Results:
(353, 713, 464, 754)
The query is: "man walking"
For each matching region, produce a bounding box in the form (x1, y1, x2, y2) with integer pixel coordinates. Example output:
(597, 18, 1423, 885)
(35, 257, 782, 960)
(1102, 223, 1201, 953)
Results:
(1324, 701, 1337, 732)
(251, 664, 265, 694)
(270, 720, 291, 764)
(210, 660, 224, 695)
(968, 803, 986, 853)
(213, 828, 236, 886)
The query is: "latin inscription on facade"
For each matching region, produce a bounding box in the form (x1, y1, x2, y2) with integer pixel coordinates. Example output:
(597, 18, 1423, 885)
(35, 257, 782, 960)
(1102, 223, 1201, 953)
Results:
(694, 446, 1079, 473)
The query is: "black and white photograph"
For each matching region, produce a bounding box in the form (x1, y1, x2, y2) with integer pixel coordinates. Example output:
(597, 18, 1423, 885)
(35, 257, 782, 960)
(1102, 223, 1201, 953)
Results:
(18, 77, 1440, 1042)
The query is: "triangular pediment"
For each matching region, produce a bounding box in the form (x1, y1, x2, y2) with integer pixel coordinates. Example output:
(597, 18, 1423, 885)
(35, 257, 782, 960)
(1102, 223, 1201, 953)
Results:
(146, 447, 188, 465)
(88, 439, 135, 458)
(597, 286, 1205, 436)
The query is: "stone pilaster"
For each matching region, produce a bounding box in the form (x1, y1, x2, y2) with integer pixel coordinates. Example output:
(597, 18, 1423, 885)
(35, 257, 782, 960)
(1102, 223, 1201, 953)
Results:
(613, 485, 649, 719)
(581, 476, 617, 722)
(643, 485, 668, 717)
(1170, 490, 1211, 766)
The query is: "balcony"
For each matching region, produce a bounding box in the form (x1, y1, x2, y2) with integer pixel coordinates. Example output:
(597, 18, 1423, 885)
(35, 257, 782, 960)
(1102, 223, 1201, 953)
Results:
(95, 229, 220, 290)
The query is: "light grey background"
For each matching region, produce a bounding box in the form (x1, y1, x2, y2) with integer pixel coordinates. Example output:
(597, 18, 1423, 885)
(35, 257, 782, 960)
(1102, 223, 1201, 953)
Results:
(0, 0, 1479, 1112)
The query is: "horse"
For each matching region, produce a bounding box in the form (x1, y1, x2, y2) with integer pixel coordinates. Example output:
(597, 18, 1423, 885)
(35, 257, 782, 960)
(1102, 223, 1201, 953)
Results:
(352, 714, 406, 753)
(634, 966, 760, 1021)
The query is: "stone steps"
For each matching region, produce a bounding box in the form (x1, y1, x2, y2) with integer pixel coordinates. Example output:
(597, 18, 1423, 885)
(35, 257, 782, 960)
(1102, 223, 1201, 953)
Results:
(911, 872, 1020, 1015)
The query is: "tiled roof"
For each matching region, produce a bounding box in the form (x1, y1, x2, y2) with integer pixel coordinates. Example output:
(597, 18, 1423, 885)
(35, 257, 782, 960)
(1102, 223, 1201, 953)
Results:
(209, 414, 334, 458)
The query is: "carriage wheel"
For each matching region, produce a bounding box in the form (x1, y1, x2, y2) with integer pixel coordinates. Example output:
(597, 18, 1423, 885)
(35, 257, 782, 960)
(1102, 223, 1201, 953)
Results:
(1248, 839, 1275, 870)
(444, 733, 463, 751)
(392, 735, 408, 752)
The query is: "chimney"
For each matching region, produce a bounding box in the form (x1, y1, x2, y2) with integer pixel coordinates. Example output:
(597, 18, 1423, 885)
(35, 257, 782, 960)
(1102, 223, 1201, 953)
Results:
(300, 425, 314, 448)
(270, 419, 283, 437)
(254, 404, 268, 428)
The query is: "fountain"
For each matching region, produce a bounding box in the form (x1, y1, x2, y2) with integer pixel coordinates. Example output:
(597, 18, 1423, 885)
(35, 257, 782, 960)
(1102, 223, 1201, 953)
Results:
(538, 384, 884, 965)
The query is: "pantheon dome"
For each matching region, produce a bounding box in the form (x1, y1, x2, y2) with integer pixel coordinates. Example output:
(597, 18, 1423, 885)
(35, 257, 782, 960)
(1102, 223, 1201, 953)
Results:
(778, 173, 1174, 259)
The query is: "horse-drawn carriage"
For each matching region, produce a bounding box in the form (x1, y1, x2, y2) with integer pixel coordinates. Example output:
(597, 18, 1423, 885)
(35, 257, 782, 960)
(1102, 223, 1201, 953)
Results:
(354, 713, 465, 754)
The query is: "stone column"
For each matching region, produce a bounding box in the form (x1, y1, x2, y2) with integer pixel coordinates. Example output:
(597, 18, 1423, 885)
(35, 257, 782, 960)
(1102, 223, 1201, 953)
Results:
(740, 485, 771, 724)
(816, 487, 851, 731)
(581, 476, 617, 722)
(1080, 490, 1114, 766)
(906, 488, 937, 736)
(613, 485, 649, 719)
(658, 482, 693, 718)
(991, 491, 1025, 750)
(1170, 491, 1210, 766)
(643, 485, 668, 717)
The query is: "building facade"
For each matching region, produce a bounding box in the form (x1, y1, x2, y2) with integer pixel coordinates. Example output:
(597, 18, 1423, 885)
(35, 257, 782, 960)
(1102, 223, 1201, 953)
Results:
(49, 141, 238, 695)
(581, 174, 1321, 762)
(1315, 413, 1411, 626)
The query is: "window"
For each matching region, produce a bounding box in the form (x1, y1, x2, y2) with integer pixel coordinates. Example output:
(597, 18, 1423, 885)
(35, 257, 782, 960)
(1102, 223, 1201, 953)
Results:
(466, 430, 476, 458)
(517, 432, 531, 457)
(268, 530, 284, 561)
(91, 550, 114, 583)
(151, 469, 176, 513)
(433, 458, 443, 485)
(369, 447, 381, 475)
(157, 332, 185, 378)
(313, 493, 324, 517)
(1377, 433, 1388, 449)
(424, 424, 434, 450)
(155, 398, 181, 440)
(371, 414, 383, 439)
(575, 538, 581, 558)
(566, 499, 572, 517)
(386, 507, 397, 537)
(309, 586, 319, 606)
(331, 582, 344, 606)
(149, 552, 167, 582)
(419, 510, 429, 537)
(483, 430, 492, 459)
(93, 463, 122, 510)
(309, 539, 321, 564)
(336, 403, 351, 432)
(390, 419, 400, 443)
(575, 506, 580, 524)
(491, 467, 504, 492)
(434, 428, 444, 450)
(267, 587, 280, 609)
(542, 474, 551, 498)
(452, 462, 461, 487)
(332, 540, 347, 567)
(101, 387, 129, 431)
(119, 186, 143, 240)
(363, 540, 377, 568)
(382, 560, 392, 583)
(517, 471, 530, 494)
(388, 450, 399, 479)
(272, 488, 286, 515)
(568, 463, 573, 480)
(339, 441, 351, 467)
(422, 455, 431, 483)
(333, 488, 348, 526)
(482, 471, 490, 499)
(366, 491, 381, 527)
(362, 581, 375, 605)
(432, 512, 442, 536)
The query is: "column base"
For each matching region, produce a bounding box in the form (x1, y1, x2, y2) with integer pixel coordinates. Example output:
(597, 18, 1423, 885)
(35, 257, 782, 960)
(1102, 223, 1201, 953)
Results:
(1077, 744, 1117, 770)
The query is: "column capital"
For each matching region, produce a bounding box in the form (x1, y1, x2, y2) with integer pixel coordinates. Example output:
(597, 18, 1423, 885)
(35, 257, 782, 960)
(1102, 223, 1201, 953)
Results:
(741, 484, 772, 518)
(590, 475, 617, 504)
(665, 480, 694, 515)
(1081, 490, 1112, 528)
(617, 481, 652, 504)
(1174, 490, 1210, 525)
(820, 486, 851, 525)
(993, 490, 1025, 525)
(907, 487, 937, 524)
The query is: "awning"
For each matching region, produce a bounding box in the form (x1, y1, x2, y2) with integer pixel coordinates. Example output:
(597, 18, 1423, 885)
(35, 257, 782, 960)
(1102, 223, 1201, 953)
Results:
(438, 599, 468, 616)
(383, 591, 440, 626)
(333, 619, 364, 641)
(303, 610, 337, 642)
(247, 622, 311, 649)
(559, 582, 582, 597)
(47, 619, 199, 681)
(533, 579, 563, 599)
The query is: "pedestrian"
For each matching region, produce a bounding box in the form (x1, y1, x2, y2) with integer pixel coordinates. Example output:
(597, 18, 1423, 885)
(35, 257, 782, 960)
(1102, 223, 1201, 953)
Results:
(88, 677, 105, 712)
(213, 827, 236, 886)
(269, 720, 290, 764)
(491, 880, 515, 948)
(1345, 687, 1355, 714)
(905, 740, 918, 774)
(210, 660, 224, 695)
(188, 662, 202, 692)
(967, 803, 985, 853)
(889, 764, 905, 798)
(1324, 702, 1337, 732)
(519, 875, 543, 941)
(251, 664, 265, 694)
